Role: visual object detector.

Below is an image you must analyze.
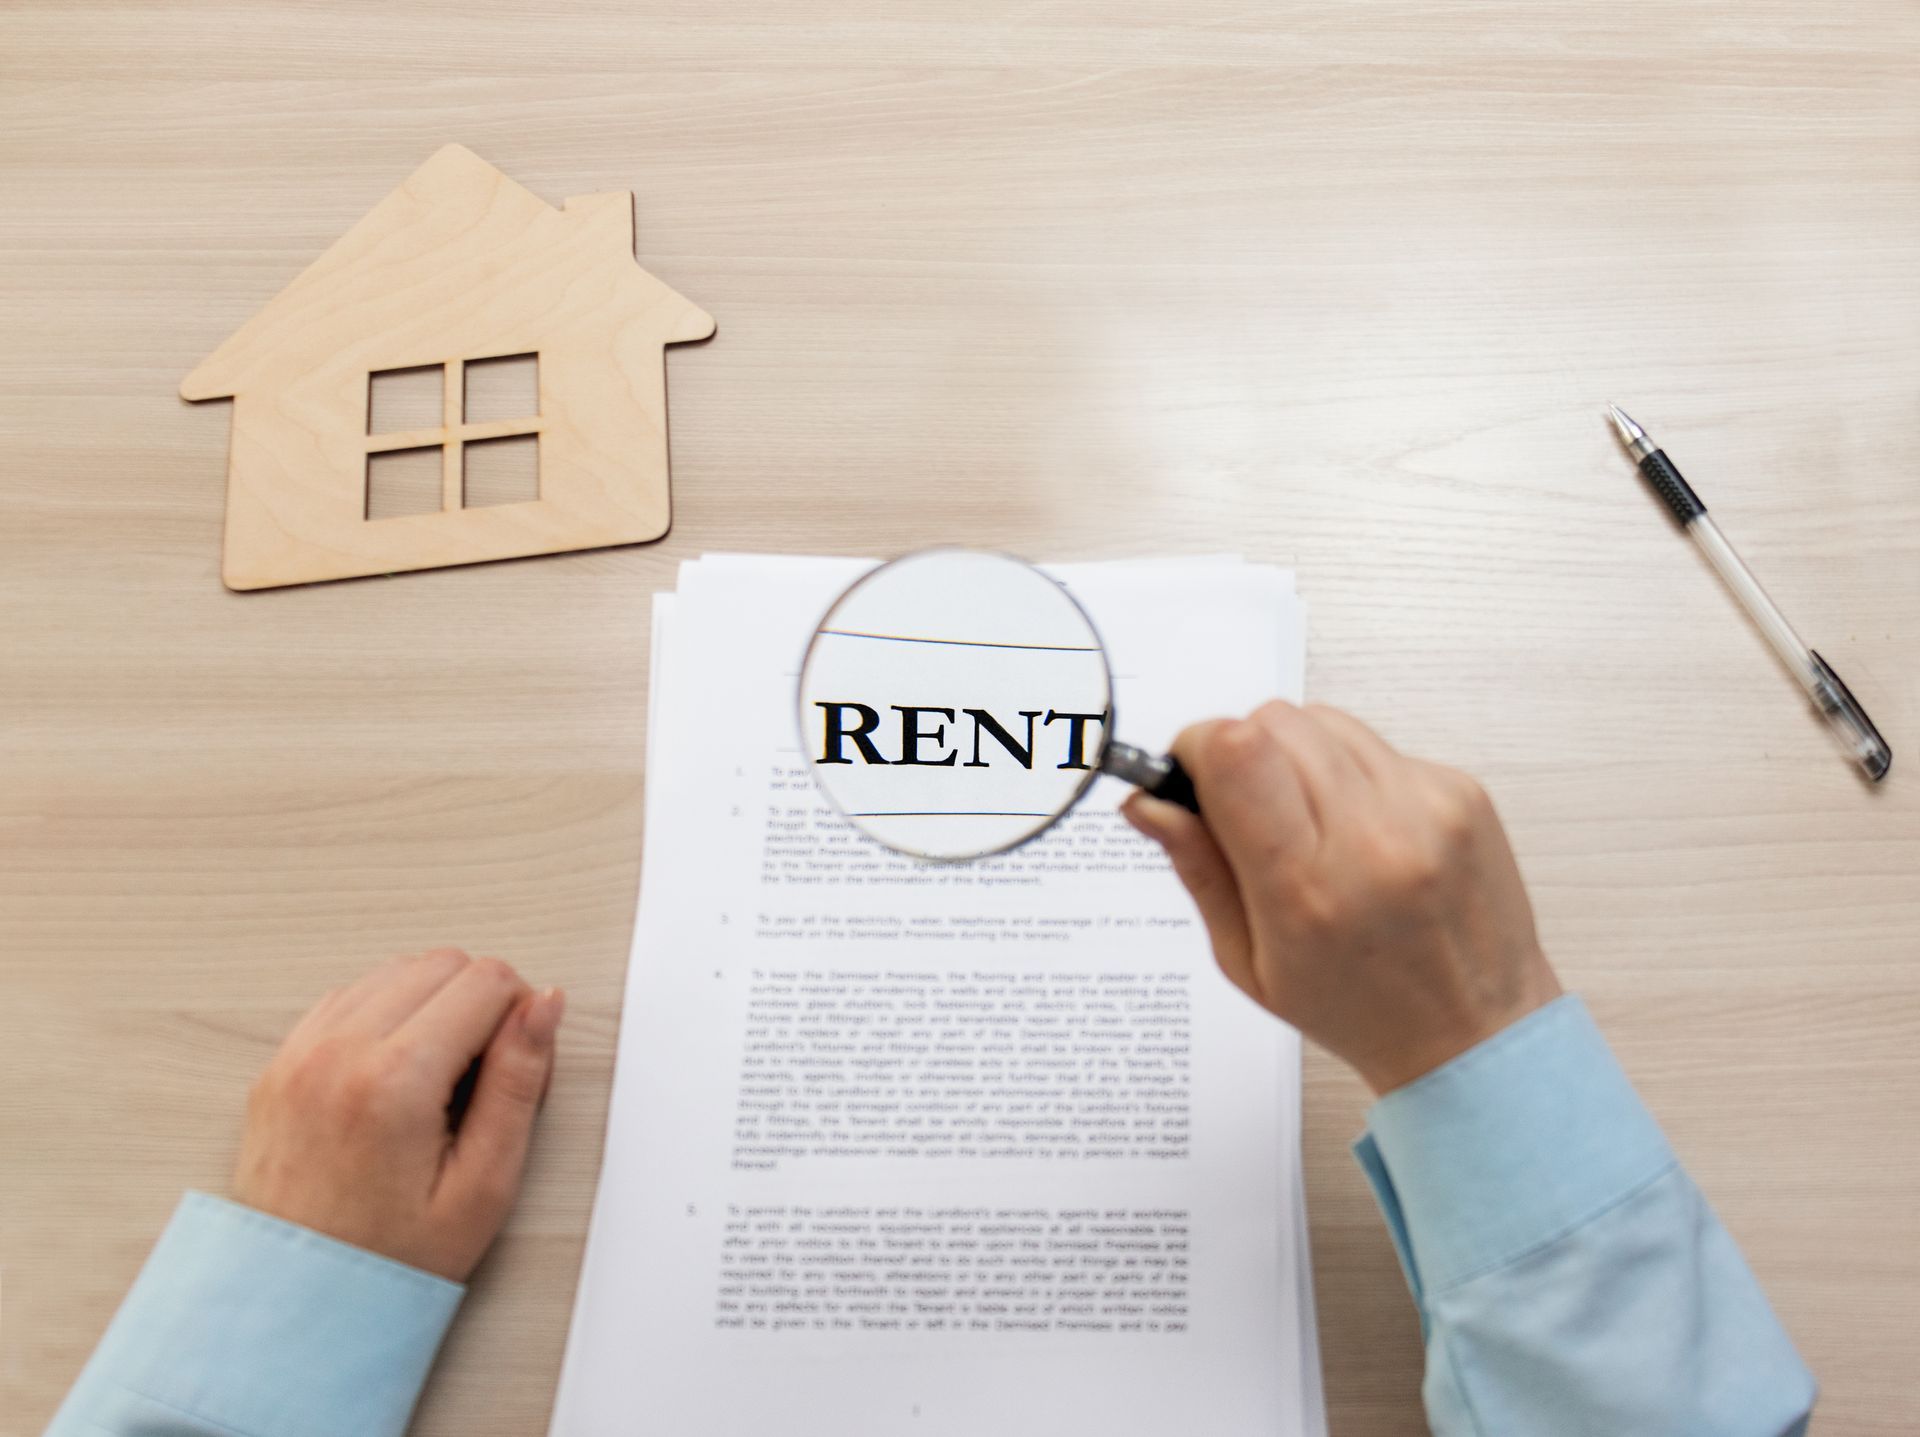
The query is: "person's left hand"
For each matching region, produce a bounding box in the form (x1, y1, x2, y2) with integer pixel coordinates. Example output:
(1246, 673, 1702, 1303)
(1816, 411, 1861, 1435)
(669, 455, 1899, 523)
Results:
(233, 948, 565, 1281)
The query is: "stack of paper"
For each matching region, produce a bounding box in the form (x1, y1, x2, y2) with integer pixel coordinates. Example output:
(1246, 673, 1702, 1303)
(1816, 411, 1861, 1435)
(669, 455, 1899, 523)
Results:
(550, 554, 1324, 1437)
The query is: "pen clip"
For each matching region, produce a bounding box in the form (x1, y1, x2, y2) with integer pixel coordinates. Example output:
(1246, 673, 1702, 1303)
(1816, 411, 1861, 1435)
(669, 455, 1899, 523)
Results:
(1809, 650, 1892, 783)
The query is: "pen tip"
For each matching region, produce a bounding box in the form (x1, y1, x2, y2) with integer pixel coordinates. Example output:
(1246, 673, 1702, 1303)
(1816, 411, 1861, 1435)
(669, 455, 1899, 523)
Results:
(1606, 403, 1646, 445)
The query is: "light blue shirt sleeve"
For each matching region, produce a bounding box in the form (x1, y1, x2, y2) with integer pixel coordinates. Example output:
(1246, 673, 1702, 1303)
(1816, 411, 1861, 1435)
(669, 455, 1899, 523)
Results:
(1354, 994, 1816, 1436)
(45, 1191, 463, 1437)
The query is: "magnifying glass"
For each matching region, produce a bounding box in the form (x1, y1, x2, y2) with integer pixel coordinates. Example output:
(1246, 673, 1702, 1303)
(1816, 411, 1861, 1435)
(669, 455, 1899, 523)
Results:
(796, 549, 1199, 861)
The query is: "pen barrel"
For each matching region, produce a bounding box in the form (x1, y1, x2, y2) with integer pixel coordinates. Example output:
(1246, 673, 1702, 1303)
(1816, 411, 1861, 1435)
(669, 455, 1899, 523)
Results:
(1686, 515, 1818, 690)
(1638, 450, 1707, 526)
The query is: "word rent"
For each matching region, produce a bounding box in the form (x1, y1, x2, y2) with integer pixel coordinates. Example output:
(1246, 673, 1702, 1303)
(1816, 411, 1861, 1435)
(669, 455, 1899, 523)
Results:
(815, 704, 1109, 770)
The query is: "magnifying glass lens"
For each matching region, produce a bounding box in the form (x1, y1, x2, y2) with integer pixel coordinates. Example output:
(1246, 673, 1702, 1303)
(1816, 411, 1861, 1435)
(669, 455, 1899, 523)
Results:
(797, 551, 1113, 861)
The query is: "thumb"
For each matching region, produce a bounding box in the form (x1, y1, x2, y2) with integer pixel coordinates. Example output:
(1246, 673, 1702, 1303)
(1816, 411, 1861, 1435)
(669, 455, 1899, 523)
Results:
(1121, 794, 1259, 1002)
(441, 987, 564, 1222)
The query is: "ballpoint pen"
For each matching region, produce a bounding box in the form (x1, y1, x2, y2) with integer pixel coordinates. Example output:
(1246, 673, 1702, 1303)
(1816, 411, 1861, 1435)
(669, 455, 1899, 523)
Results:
(1607, 405, 1891, 782)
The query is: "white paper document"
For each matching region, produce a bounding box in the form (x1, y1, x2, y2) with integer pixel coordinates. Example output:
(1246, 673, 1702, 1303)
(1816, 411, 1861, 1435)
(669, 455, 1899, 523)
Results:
(551, 554, 1323, 1437)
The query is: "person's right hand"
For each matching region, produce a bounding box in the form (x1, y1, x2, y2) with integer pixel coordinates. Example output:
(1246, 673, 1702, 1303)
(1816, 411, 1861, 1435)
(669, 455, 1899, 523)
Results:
(233, 948, 565, 1281)
(1121, 702, 1561, 1095)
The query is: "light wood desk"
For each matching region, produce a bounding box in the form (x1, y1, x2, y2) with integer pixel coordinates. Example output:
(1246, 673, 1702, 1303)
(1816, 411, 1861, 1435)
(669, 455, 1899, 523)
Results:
(5, 3, 1917, 1432)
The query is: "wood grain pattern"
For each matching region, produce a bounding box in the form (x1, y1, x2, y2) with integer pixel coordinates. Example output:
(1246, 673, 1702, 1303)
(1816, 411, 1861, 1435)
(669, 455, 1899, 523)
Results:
(2, 2, 1916, 1433)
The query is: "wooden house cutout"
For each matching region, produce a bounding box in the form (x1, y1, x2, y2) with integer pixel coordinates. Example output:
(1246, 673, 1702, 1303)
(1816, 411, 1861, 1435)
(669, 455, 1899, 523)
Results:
(182, 144, 714, 589)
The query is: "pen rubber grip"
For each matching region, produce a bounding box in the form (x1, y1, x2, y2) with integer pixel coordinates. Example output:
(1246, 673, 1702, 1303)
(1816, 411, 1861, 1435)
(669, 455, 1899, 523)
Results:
(1639, 449, 1707, 526)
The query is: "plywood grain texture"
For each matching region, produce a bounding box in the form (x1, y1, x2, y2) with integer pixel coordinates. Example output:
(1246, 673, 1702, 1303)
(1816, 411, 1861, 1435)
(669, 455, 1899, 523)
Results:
(180, 144, 713, 589)
(2, 2, 1916, 1433)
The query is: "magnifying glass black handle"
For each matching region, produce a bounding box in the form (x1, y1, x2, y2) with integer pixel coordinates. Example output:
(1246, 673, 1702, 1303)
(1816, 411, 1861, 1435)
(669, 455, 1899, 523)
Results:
(1103, 742, 1201, 815)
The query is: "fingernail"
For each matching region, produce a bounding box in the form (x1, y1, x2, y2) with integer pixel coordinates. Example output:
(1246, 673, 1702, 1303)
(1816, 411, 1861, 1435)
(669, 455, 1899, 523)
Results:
(524, 987, 566, 1048)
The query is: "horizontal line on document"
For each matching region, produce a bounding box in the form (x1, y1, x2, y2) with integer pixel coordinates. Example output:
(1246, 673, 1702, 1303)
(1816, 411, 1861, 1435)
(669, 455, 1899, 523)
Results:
(849, 810, 1055, 818)
(818, 629, 1101, 654)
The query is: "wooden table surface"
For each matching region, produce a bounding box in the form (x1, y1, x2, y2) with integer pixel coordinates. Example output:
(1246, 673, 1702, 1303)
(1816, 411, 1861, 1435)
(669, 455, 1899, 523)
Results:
(5, 3, 1917, 1432)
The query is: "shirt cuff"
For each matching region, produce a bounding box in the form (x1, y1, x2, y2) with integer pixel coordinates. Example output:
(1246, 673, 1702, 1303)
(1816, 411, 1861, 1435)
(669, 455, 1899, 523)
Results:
(51, 1191, 464, 1437)
(1352, 994, 1676, 1296)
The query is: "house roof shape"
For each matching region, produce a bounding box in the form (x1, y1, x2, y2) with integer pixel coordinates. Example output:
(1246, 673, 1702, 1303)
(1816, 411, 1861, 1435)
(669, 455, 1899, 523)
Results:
(178, 144, 715, 590)
(181, 144, 713, 399)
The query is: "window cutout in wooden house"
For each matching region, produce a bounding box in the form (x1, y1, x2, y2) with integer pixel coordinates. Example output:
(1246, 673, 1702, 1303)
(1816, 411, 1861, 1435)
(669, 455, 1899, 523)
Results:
(463, 433, 540, 508)
(368, 364, 446, 435)
(367, 446, 445, 520)
(464, 353, 539, 424)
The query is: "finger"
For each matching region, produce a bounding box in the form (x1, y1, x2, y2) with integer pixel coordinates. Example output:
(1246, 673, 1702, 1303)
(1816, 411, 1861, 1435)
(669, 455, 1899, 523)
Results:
(1301, 704, 1400, 781)
(333, 948, 474, 1039)
(1122, 794, 1262, 1004)
(438, 987, 564, 1220)
(1248, 701, 1363, 820)
(390, 956, 531, 1087)
(281, 984, 353, 1051)
(1171, 716, 1318, 870)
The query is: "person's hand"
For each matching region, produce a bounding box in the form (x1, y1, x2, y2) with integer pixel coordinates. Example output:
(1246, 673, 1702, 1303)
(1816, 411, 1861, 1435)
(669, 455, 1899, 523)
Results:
(1121, 702, 1560, 1095)
(233, 949, 566, 1281)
